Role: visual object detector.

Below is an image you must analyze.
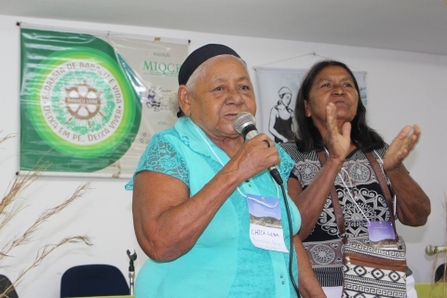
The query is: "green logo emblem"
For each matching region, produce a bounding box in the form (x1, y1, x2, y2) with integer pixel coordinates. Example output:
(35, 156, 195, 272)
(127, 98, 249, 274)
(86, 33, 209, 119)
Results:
(28, 48, 139, 159)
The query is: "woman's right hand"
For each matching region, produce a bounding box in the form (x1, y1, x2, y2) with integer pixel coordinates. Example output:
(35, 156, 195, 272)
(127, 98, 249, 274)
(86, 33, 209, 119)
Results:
(228, 134, 280, 182)
(324, 102, 352, 163)
(294, 103, 352, 239)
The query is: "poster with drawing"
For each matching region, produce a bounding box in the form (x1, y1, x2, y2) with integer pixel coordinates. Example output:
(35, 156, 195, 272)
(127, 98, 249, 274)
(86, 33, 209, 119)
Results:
(254, 66, 367, 143)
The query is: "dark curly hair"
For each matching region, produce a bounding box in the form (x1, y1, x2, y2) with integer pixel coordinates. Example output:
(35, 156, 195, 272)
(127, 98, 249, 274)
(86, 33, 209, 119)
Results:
(294, 60, 384, 152)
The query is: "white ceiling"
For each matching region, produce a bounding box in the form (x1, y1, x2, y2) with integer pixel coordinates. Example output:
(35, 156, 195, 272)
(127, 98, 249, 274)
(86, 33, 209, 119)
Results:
(1, 0, 447, 56)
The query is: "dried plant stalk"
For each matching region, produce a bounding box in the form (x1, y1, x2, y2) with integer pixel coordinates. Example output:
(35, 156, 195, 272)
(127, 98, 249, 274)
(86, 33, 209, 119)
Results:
(0, 142, 51, 223)
(0, 165, 48, 230)
(0, 131, 15, 146)
(0, 132, 94, 298)
(0, 182, 93, 298)
(0, 182, 92, 262)
(0, 236, 92, 298)
(427, 195, 447, 298)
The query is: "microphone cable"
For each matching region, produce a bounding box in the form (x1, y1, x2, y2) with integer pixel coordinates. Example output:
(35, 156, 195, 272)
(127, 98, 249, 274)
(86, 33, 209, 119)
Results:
(278, 180, 300, 297)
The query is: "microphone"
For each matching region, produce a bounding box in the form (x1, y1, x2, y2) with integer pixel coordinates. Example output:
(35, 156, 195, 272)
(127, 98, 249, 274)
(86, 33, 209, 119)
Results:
(426, 245, 447, 256)
(234, 112, 283, 185)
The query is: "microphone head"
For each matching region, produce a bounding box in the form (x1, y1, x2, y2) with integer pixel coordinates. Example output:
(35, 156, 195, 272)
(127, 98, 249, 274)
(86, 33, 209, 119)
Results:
(234, 112, 256, 134)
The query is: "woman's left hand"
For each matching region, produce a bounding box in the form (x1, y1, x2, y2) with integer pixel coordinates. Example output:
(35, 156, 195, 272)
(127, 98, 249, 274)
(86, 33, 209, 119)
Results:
(383, 125, 421, 172)
(382, 124, 430, 226)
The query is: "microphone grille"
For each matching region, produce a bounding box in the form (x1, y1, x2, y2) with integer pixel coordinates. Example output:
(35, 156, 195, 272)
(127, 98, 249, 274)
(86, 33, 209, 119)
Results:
(234, 112, 256, 134)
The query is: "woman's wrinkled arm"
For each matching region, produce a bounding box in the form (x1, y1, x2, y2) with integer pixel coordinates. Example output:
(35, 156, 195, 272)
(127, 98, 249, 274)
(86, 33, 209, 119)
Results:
(288, 156, 343, 239)
(289, 104, 349, 239)
(132, 169, 240, 262)
(133, 134, 282, 262)
(294, 235, 326, 298)
(386, 166, 430, 226)
(383, 125, 431, 226)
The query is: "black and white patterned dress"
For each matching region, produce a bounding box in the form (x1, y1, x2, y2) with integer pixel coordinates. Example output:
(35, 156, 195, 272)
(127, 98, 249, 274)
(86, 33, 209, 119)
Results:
(281, 143, 392, 287)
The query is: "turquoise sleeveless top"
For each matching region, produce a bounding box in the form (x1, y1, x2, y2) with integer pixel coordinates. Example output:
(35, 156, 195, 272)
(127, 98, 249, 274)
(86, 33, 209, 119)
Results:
(126, 117, 301, 298)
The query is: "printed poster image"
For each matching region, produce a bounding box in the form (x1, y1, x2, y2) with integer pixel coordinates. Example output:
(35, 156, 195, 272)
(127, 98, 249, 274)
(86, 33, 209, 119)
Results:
(19, 28, 188, 177)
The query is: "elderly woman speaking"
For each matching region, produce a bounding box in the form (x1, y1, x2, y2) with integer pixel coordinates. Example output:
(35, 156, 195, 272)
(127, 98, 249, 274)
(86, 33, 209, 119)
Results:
(125, 44, 325, 298)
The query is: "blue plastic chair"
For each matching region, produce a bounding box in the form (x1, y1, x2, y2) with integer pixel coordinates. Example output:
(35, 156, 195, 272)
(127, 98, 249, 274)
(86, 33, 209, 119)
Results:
(0, 274, 19, 298)
(60, 264, 129, 297)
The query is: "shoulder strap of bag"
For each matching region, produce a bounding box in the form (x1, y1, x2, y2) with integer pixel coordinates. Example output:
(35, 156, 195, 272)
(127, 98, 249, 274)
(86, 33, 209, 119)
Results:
(363, 151, 394, 210)
(317, 150, 400, 241)
(364, 151, 399, 238)
(316, 150, 347, 241)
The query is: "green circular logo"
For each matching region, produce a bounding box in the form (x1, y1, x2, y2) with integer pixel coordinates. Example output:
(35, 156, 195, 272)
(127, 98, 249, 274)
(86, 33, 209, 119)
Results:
(28, 48, 139, 159)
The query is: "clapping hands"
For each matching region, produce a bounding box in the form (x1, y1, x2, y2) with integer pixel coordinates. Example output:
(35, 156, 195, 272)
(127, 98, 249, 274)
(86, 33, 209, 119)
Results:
(383, 125, 421, 172)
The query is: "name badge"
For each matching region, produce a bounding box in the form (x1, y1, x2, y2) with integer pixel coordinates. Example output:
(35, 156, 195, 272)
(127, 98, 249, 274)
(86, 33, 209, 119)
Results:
(246, 194, 288, 253)
(367, 221, 396, 242)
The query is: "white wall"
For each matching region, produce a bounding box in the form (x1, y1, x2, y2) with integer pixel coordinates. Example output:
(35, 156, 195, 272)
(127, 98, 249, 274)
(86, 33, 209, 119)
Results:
(0, 14, 446, 297)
